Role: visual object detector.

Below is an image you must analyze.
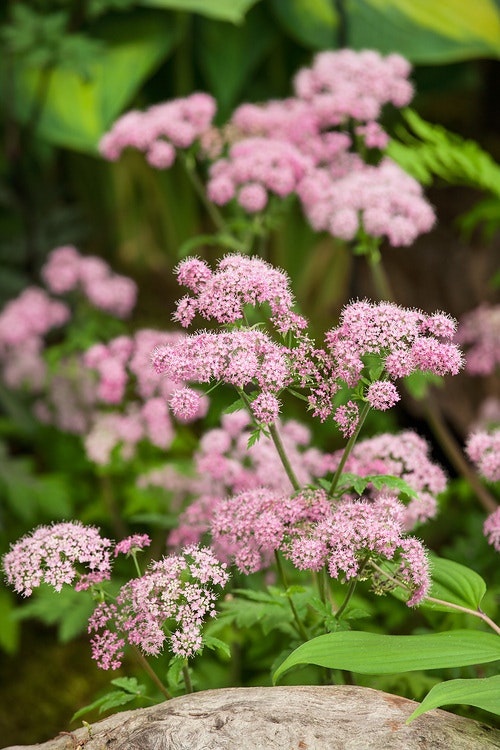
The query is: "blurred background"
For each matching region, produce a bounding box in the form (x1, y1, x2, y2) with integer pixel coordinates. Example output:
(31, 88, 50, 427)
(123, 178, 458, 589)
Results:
(1, 0, 500, 744)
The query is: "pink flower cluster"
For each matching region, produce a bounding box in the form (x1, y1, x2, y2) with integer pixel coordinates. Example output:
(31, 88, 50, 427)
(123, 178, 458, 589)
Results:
(293, 49, 413, 125)
(88, 545, 229, 668)
(41, 245, 137, 318)
(326, 301, 462, 383)
(211, 488, 331, 573)
(3, 522, 112, 597)
(466, 429, 500, 482)
(297, 158, 435, 246)
(340, 430, 447, 529)
(153, 413, 333, 549)
(80, 330, 207, 465)
(456, 304, 500, 375)
(99, 93, 216, 168)
(211, 489, 429, 606)
(154, 255, 462, 433)
(152, 327, 290, 426)
(207, 137, 311, 213)
(0, 287, 70, 390)
(484, 508, 500, 552)
(100, 50, 436, 248)
(173, 254, 306, 333)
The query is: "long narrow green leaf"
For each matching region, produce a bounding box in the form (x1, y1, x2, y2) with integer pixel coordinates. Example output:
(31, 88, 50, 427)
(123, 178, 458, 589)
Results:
(139, 0, 260, 24)
(273, 630, 500, 683)
(408, 675, 500, 722)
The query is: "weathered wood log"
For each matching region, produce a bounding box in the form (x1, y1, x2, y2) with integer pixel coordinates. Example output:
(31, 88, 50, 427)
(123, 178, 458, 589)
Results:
(3, 685, 500, 750)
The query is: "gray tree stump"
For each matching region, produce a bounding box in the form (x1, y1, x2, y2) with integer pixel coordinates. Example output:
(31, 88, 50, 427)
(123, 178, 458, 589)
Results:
(3, 685, 500, 750)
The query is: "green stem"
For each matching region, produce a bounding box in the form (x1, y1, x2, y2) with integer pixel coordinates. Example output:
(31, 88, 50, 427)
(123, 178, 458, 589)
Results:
(131, 552, 143, 579)
(335, 555, 370, 621)
(181, 154, 227, 232)
(268, 422, 301, 492)
(274, 550, 309, 641)
(328, 401, 371, 498)
(131, 647, 172, 700)
(366, 250, 394, 302)
(423, 397, 498, 515)
(237, 387, 301, 492)
(182, 662, 194, 693)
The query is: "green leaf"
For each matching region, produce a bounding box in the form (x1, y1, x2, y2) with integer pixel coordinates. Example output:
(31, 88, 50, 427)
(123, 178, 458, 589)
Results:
(350, 0, 500, 62)
(271, 0, 338, 50)
(272, 0, 500, 62)
(203, 634, 231, 658)
(273, 630, 500, 683)
(9, 10, 182, 152)
(389, 109, 500, 198)
(403, 370, 443, 400)
(71, 689, 139, 721)
(424, 555, 487, 612)
(222, 398, 246, 415)
(110, 677, 145, 695)
(139, 0, 261, 24)
(408, 675, 500, 722)
(197, 5, 277, 116)
(366, 474, 419, 499)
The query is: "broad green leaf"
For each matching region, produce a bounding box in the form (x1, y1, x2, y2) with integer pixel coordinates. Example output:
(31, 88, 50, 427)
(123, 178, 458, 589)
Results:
(10, 11, 182, 152)
(272, 0, 500, 62)
(350, 0, 500, 62)
(140, 0, 260, 24)
(408, 675, 500, 722)
(197, 5, 277, 117)
(273, 630, 500, 683)
(271, 0, 338, 49)
(424, 555, 487, 612)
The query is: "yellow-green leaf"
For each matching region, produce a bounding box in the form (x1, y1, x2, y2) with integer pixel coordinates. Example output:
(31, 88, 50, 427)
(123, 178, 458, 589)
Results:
(11, 11, 182, 152)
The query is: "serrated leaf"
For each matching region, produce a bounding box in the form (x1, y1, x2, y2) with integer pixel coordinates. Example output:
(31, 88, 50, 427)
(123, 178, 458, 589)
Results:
(365, 474, 419, 499)
(110, 677, 145, 694)
(274, 630, 500, 684)
(222, 398, 246, 415)
(203, 634, 231, 658)
(408, 675, 500, 722)
(71, 688, 137, 722)
(337, 472, 369, 496)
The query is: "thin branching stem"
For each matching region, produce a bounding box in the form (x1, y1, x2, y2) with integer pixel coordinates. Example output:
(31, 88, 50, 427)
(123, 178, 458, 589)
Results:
(274, 550, 309, 642)
(131, 647, 172, 700)
(369, 561, 500, 637)
(328, 401, 371, 499)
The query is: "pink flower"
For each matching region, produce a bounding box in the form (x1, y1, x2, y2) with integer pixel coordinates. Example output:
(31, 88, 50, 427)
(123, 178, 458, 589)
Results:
(251, 391, 281, 424)
(484, 508, 500, 552)
(114, 534, 152, 557)
(334, 401, 359, 438)
(456, 305, 500, 375)
(366, 380, 400, 411)
(87, 545, 228, 668)
(170, 387, 205, 422)
(466, 429, 500, 482)
(99, 93, 216, 166)
(3, 522, 112, 597)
